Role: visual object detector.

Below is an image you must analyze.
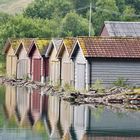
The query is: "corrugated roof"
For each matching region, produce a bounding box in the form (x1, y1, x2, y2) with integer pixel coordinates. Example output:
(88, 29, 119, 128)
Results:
(77, 36, 140, 58)
(104, 21, 140, 37)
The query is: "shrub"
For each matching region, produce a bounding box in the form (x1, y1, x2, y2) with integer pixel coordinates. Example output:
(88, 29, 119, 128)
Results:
(63, 83, 76, 92)
(91, 79, 105, 93)
(113, 77, 128, 87)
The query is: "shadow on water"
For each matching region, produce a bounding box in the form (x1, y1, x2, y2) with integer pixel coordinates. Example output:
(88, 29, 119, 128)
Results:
(1, 85, 140, 139)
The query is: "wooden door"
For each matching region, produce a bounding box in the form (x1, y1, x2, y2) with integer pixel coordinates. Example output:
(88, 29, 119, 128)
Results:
(6, 56, 12, 77)
(63, 61, 71, 85)
(76, 63, 85, 90)
(17, 59, 28, 79)
(33, 59, 41, 81)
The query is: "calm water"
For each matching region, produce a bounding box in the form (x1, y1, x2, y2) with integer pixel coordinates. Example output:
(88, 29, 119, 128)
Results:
(0, 85, 140, 140)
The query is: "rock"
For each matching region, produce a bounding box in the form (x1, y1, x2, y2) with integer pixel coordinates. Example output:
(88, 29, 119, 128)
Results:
(89, 88, 97, 93)
(63, 96, 75, 102)
(70, 93, 79, 98)
(108, 99, 123, 104)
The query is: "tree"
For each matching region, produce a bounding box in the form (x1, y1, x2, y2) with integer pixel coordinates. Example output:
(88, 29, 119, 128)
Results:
(115, 0, 125, 13)
(125, 0, 140, 14)
(60, 12, 91, 37)
(121, 5, 136, 21)
(92, 0, 119, 35)
(24, 0, 73, 19)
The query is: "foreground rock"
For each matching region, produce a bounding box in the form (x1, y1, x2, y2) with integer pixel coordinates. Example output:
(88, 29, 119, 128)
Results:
(0, 77, 46, 89)
(1, 77, 140, 110)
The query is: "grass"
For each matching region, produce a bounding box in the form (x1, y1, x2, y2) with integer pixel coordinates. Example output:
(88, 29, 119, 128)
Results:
(0, 0, 33, 14)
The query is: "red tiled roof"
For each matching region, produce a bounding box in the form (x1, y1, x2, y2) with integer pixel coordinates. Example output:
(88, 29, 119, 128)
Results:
(77, 37, 140, 58)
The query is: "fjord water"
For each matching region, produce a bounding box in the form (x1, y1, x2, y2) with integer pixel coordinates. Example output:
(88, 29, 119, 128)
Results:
(0, 85, 140, 140)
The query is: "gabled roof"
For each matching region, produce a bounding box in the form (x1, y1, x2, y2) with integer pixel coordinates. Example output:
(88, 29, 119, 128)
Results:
(15, 38, 34, 55)
(4, 38, 21, 54)
(28, 38, 50, 56)
(101, 21, 140, 37)
(56, 37, 76, 58)
(21, 38, 34, 51)
(45, 38, 63, 57)
(71, 36, 140, 58)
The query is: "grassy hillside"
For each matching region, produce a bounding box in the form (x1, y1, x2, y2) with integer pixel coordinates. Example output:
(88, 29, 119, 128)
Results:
(0, 0, 33, 14)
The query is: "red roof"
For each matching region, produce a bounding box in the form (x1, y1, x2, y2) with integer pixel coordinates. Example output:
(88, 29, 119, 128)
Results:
(77, 37, 140, 58)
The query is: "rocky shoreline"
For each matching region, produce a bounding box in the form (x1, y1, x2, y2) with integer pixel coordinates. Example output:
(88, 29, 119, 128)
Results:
(1, 76, 140, 111)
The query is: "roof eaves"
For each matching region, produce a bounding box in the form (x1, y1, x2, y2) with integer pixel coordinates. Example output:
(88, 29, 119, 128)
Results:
(56, 41, 65, 59)
(45, 40, 53, 58)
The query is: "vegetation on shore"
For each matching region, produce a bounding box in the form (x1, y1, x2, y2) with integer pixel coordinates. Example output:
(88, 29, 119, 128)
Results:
(0, 0, 140, 72)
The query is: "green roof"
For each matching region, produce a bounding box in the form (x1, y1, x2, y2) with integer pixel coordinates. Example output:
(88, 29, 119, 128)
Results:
(34, 38, 50, 55)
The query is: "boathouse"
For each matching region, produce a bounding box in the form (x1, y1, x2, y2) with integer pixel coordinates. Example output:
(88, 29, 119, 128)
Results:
(28, 39, 50, 82)
(45, 38, 63, 86)
(15, 38, 33, 79)
(71, 37, 140, 90)
(56, 37, 76, 86)
(100, 21, 140, 36)
(4, 38, 21, 78)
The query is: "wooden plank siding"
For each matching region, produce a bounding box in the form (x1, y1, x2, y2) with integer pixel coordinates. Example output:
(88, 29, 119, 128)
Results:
(49, 47, 60, 85)
(100, 26, 109, 36)
(16, 43, 31, 79)
(90, 58, 140, 87)
(74, 47, 87, 90)
(33, 59, 41, 81)
(61, 49, 74, 86)
(6, 47, 17, 78)
(28, 39, 50, 83)
(30, 46, 42, 82)
(17, 59, 28, 79)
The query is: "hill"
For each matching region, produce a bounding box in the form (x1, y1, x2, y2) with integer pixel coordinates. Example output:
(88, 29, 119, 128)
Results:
(0, 0, 33, 14)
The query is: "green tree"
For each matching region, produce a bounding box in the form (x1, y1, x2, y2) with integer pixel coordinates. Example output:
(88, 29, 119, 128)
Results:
(61, 12, 90, 37)
(125, 0, 140, 14)
(24, 0, 73, 19)
(92, 0, 119, 34)
(121, 5, 136, 21)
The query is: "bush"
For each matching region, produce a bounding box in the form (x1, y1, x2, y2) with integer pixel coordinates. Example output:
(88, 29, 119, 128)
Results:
(91, 79, 105, 93)
(63, 83, 75, 92)
(113, 77, 128, 87)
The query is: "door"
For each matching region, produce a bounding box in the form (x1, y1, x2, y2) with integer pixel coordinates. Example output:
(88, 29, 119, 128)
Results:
(62, 61, 71, 85)
(17, 59, 28, 79)
(76, 63, 86, 90)
(33, 59, 41, 81)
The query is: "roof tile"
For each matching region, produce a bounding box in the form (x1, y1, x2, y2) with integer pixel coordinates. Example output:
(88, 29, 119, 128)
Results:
(77, 37, 140, 58)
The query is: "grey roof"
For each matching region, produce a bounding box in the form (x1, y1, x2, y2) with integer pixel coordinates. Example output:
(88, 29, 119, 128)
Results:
(52, 38, 63, 51)
(45, 38, 63, 57)
(104, 21, 140, 37)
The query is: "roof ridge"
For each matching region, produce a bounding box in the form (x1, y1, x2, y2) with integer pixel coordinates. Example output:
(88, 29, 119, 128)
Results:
(77, 36, 140, 39)
(105, 21, 140, 24)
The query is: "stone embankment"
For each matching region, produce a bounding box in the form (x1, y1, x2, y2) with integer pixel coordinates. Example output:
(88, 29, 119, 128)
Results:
(1, 76, 140, 109)
(0, 76, 45, 88)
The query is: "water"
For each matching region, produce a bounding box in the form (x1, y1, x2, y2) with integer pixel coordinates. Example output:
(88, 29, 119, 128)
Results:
(0, 85, 140, 140)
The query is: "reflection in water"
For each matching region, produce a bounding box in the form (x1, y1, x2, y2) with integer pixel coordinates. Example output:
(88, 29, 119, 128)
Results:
(2, 85, 140, 140)
(16, 87, 31, 127)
